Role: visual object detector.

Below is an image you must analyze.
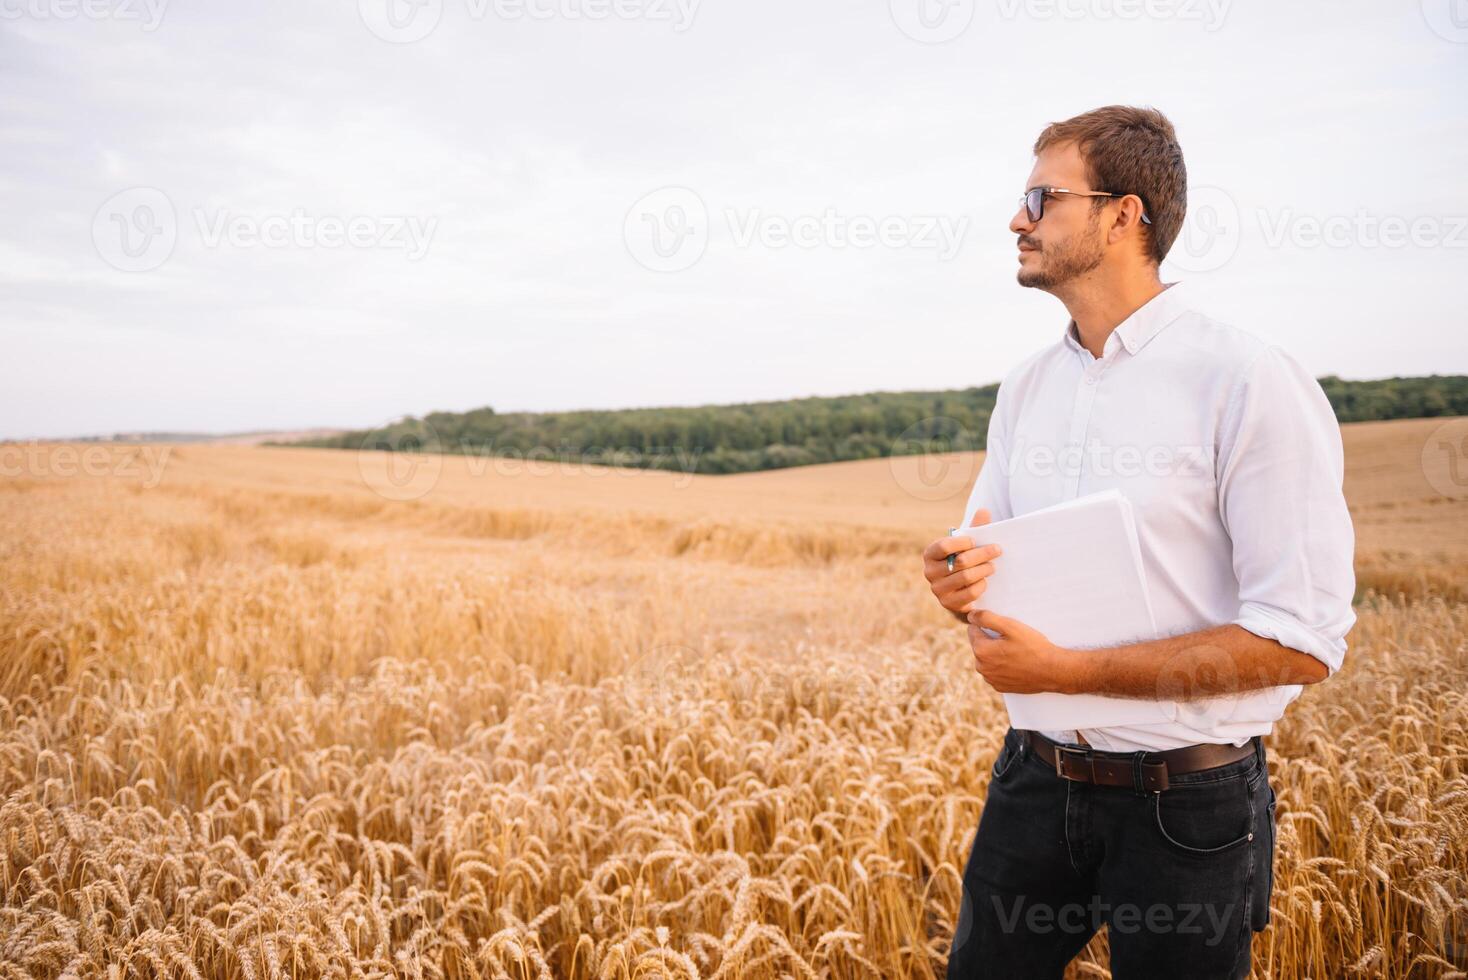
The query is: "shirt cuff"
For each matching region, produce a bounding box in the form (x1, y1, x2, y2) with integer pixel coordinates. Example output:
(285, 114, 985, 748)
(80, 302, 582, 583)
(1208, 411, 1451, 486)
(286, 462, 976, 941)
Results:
(1232, 600, 1348, 678)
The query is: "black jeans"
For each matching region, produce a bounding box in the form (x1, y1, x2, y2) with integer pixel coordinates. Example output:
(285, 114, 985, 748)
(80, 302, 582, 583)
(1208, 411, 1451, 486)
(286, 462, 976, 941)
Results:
(946, 728, 1277, 980)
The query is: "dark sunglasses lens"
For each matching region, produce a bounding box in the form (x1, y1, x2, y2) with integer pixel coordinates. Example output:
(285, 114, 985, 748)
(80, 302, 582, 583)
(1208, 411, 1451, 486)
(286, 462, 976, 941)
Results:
(1026, 188, 1044, 222)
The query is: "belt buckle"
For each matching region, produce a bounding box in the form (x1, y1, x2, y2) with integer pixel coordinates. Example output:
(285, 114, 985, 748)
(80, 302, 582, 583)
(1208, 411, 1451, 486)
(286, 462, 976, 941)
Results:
(1054, 745, 1094, 782)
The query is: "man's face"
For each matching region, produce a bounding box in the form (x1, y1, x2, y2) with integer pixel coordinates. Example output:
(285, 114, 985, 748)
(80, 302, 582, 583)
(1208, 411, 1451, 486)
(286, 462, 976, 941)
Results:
(1010, 141, 1107, 291)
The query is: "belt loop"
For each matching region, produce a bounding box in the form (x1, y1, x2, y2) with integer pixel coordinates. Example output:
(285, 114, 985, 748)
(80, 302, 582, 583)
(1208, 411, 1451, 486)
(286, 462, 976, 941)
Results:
(1253, 734, 1266, 771)
(1131, 750, 1146, 797)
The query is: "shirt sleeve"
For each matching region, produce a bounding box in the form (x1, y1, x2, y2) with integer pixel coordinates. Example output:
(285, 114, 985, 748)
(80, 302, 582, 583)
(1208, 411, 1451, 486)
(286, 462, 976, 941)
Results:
(959, 384, 1015, 528)
(1218, 345, 1357, 676)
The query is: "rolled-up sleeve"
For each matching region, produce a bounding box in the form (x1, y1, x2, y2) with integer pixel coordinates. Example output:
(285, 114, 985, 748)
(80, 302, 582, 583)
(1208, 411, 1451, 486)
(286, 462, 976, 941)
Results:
(1218, 346, 1357, 676)
(960, 385, 1015, 528)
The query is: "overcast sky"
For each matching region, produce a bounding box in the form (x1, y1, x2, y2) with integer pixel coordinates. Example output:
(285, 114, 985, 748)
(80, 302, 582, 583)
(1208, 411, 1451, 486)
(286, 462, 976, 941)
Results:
(3, 0, 1466, 439)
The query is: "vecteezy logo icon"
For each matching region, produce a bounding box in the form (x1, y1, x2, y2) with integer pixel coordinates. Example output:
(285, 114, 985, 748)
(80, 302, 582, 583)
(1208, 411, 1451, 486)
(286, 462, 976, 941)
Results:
(950, 885, 974, 952)
(358, 0, 443, 43)
(624, 643, 704, 708)
(1422, 418, 1468, 500)
(1421, 0, 1468, 42)
(1156, 642, 1243, 728)
(1164, 184, 1239, 274)
(623, 187, 709, 272)
(889, 0, 975, 43)
(92, 187, 177, 272)
(356, 419, 444, 501)
(888, 416, 981, 503)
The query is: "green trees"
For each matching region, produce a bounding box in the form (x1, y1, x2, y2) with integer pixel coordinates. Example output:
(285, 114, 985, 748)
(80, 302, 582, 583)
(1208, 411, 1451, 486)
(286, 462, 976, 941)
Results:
(1316, 375, 1467, 422)
(294, 375, 1468, 476)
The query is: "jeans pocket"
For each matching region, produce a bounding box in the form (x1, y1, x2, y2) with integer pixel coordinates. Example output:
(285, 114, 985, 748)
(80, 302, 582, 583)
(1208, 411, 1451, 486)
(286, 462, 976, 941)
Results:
(1153, 772, 1254, 856)
(990, 730, 1023, 783)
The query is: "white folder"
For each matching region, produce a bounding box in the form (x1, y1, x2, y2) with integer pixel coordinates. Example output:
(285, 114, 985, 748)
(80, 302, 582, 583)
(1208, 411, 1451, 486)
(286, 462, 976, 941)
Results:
(954, 489, 1177, 728)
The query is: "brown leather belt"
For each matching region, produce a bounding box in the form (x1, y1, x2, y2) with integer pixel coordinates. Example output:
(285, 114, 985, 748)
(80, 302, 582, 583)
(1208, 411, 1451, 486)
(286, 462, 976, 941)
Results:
(1023, 730, 1258, 793)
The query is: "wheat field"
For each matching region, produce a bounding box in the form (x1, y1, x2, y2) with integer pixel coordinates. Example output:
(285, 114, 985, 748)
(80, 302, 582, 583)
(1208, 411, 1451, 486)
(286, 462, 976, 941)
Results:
(2, 417, 1466, 978)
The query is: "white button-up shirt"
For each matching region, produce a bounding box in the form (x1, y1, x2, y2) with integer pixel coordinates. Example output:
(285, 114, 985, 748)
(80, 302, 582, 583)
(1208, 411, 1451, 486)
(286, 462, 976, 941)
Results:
(961, 281, 1356, 752)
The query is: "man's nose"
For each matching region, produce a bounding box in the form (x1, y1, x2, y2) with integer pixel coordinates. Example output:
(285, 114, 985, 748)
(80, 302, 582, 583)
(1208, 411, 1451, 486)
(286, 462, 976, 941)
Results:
(1009, 205, 1033, 235)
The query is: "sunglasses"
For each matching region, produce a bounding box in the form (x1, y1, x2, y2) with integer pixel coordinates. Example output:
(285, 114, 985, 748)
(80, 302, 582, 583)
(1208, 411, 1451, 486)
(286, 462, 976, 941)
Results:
(1020, 186, 1152, 225)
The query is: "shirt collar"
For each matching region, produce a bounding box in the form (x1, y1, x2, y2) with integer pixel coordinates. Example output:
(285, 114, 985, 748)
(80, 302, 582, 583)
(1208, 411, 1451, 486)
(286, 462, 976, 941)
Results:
(1061, 281, 1191, 357)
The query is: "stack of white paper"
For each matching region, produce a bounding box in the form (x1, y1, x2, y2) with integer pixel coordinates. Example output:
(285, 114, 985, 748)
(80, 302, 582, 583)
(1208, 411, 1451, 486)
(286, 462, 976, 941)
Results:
(954, 489, 1177, 728)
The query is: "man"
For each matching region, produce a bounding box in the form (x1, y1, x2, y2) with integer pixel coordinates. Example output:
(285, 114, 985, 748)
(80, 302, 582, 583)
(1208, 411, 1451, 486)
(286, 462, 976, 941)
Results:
(923, 106, 1356, 979)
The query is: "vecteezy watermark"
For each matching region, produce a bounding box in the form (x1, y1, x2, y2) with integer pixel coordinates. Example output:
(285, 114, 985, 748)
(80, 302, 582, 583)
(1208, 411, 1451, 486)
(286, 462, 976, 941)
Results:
(358, 0, 700, 43)
(624, 187, 970, 272)
(890, 0, 1230, 42)
(357, 419, 444, 502)
(0, 443, 172, 488)
(355, 421, 708, 501)
(624, 642, 705, 709)
(726, 208, 967, 261)
(624, 187, 709, 273)
(1421, 0, 1468, 43)
(358, 0, 443, 43)
(1155, 641, 1245, 723)
(92, 187, 178, 273)
(0, 0, 168, 31)
(453, 443, 703, 488)
(1000, 437, 1215, 480)
(888, 417, 984, 504)
(624, 640, 949, 714)
(986, 895, 1236, 946)
(889, 0, 975, 43)
(1165, 187, 1468, 273)
(92, 187, 438, 272)
(1422, 417, 1468, 501)
(1257, 209, 1468, 250)
(996, 0, 1231, 31)
(1164, 184, 1240, 274)
(728, 662, 948, 714)
(1152, 630, 1313, 722)
(888, 424, 1224, 502)
(195, 209, 437, 259)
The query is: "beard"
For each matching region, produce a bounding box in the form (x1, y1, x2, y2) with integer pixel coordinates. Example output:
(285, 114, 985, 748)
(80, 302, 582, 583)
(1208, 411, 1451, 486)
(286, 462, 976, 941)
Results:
(1017, 218, 1105, 290)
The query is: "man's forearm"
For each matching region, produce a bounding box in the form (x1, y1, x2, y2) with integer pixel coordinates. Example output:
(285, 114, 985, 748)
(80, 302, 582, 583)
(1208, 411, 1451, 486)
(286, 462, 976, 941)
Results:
(1061, 624, 1329, 700)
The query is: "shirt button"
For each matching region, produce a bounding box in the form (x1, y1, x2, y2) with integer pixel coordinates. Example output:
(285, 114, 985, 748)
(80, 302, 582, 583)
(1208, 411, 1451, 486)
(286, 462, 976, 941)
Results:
(1086, 376, 1097, 385)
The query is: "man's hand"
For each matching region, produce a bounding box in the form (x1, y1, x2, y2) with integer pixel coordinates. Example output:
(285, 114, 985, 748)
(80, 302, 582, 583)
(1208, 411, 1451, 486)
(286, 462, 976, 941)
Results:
(922, 509, 1002, 624)
(966, 609, 1083, 694)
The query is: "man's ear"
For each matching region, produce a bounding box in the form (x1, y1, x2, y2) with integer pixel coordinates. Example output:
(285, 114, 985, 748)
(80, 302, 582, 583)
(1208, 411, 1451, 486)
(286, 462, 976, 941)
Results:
(1106, 195, 1149, 247)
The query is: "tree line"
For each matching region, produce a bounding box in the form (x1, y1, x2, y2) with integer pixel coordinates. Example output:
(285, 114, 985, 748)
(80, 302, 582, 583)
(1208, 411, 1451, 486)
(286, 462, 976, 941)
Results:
(287, 374, 1468, 475)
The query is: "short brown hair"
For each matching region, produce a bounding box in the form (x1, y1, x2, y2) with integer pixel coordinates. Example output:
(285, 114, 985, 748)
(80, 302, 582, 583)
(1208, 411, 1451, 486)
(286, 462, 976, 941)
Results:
(1033, 106, 1186, 265)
